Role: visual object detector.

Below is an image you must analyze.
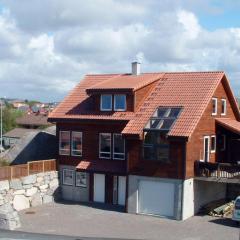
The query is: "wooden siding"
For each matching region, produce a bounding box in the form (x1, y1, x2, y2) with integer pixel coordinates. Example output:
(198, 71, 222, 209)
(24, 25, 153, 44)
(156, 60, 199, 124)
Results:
(186, 79, 238, 178)
(57, 121, 128, 170)
(127, 138, 186, 179)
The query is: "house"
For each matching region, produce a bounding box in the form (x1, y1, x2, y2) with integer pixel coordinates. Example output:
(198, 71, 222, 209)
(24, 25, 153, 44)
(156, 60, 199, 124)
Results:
(16, 113, 51, 129)
(3, 128, 38, 148)
(48, 62, 240, 220)
(2, 126, 57, 165)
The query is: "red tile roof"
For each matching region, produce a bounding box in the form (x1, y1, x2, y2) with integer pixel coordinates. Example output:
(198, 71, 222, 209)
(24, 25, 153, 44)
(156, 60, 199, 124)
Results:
(76, 160, 126, 174)
(123, 72, 226, 137)
(48, 74, 135, 121)
(86, 73, 163, 93)
(216, 118, 240, 135)
(49, 71, 239, 138)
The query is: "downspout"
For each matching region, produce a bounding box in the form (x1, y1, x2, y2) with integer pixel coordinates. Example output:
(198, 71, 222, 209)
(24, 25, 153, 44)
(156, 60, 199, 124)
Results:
(181, 140, 187, 220)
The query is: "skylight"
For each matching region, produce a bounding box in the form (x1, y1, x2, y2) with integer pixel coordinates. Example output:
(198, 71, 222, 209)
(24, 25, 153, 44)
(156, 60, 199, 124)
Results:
(144, 107, 182, 131)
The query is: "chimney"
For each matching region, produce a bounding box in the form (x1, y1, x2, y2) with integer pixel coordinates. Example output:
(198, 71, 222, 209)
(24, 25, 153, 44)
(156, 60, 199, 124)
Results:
(132, 61, 141, 75)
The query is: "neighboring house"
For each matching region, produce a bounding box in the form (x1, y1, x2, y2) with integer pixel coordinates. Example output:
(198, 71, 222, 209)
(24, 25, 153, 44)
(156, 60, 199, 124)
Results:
(16, 113, 51, 129)
(48, 62, 240, 220)
(3, 128, 37, 148)
(2, 126, 57, 165)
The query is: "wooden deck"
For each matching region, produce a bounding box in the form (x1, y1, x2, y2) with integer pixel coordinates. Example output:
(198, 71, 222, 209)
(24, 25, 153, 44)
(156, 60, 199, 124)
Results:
(195, 161, 240, 183)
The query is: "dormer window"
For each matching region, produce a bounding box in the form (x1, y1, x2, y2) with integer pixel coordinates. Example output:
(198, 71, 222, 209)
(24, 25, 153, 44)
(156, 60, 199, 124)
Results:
(100, 94, 127, 111)
(101, 94, 112, 111)
(114, 94, 126, 111)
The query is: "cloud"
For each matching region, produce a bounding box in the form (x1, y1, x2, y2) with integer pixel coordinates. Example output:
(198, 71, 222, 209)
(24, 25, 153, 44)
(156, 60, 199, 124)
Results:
(0, 0, 240, 102)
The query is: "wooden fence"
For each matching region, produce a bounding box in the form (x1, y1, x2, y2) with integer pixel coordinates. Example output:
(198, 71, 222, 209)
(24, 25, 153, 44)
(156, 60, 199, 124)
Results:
(0, 159, 56, 181)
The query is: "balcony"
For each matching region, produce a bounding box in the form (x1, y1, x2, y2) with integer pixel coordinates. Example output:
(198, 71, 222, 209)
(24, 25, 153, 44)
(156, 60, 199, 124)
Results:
(195, 161, 240, 183)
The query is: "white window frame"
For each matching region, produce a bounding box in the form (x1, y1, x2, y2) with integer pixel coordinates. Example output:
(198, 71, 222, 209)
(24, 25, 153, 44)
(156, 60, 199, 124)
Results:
(76, 172, 87, 187)
(71, 131, 83, 156)
(210, 135, 216, 153)
(99, 133, 111, 159)
(203, 136, 210, 162)
(221, 99, 227, 116)
(113, 133, 125, 160)
(62, 169, 74, 186)
(114, 94, 126, 111)
(221, 134, 226, 151)
(100, 94, 112, 111)
(59, 131, 70, 156)
(212, 98, 218, 116)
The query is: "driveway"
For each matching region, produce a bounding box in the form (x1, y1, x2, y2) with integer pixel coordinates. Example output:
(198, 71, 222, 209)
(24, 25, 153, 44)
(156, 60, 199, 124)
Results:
(18, 201, 239, 240)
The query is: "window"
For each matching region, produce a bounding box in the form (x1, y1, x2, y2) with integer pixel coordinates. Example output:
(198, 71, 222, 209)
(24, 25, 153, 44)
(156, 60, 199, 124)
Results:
(62, 169, 74, 186)
(113, 134, 125, 160)
(203, 136, 210, 162)
(219, 134, 226, 151)
(59, 131, 70, 155)
(114, 95, 126, 111)
(210, 135, 216, 153)
(71, 132, 82, 156)
(143, 131, 169, 162)
(99, 133, 111, 158)
(145, 107, 182, 132)
(212, 98, 217, 116)
(101, 94, 112, 111)
(221, 99, 227, 115)
(76, 172, 87, 187)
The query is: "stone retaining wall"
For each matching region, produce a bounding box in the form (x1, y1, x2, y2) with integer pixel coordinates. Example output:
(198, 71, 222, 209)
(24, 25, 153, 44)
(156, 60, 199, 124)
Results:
(0, 171, 59, 230)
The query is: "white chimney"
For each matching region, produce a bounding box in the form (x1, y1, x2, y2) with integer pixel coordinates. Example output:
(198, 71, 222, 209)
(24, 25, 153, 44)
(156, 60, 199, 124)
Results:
(132, 61, 141, 75)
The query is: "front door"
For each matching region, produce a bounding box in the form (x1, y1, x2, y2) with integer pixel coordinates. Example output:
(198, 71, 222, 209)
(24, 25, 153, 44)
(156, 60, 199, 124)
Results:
(204, 136, 210, 162)
(94, 174, 105, 203)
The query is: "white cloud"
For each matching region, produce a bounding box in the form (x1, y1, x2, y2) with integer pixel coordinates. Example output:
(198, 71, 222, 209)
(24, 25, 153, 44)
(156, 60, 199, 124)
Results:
(0, 0, 240, 101)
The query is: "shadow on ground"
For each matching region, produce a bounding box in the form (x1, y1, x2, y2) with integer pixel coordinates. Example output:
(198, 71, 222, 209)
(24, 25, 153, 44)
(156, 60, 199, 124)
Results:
(209, 217, 239, 228)
(55, 198, 125, 213)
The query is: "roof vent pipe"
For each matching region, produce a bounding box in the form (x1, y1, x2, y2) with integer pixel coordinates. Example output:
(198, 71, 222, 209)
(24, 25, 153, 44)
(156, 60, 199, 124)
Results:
(132, 61, 141, 75)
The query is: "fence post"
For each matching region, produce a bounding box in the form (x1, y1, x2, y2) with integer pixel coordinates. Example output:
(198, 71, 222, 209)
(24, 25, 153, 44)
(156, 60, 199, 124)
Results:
(217, 163, 220, 178)
(27, 162, 30, 176)
(10, 166, 13, 180)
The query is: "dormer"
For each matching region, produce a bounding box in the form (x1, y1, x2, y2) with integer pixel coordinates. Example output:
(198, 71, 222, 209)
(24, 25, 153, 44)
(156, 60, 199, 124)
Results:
(86, 63, 162, 113)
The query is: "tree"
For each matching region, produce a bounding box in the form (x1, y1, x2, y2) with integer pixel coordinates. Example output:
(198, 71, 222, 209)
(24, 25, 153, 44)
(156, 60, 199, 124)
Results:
(2, 106, 23, 134)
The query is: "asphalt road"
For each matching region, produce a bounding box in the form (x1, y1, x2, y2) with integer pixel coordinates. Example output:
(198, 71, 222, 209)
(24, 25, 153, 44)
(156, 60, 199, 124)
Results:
(16, 202, 240, 240)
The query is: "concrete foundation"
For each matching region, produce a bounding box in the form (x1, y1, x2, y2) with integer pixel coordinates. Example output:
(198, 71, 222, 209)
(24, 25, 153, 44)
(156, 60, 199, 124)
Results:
(194, 180, 227, 214)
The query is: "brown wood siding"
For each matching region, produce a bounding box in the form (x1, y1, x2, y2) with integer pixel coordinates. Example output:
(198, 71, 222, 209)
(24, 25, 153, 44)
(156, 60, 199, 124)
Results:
(127, 138, 186, 179)
(57, 121, 127, 167)
(186, 79, 237, 178)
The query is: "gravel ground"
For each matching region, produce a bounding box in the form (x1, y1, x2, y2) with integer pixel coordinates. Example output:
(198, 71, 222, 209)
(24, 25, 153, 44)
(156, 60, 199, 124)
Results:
(17, 201, 240, 240)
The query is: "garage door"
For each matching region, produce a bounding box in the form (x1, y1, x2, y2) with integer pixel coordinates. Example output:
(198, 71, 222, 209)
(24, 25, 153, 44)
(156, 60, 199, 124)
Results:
(138, 180, 175, 217)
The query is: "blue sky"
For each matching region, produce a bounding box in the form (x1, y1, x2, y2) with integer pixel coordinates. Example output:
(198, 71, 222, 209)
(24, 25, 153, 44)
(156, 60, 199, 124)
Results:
(0, 0, 239, 101)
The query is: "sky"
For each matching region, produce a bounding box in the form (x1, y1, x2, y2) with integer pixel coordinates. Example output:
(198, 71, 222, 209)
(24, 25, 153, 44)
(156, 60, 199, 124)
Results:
(0, 0, 240, 102)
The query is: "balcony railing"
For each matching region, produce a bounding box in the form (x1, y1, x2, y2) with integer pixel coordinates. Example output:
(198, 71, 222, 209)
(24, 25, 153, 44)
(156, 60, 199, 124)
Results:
(195, 161, 240, 179)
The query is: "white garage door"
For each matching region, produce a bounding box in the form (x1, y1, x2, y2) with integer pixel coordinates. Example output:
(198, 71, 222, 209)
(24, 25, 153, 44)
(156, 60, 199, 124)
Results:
(138, 180, 175, 217)
(94, 174, 105, 203)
